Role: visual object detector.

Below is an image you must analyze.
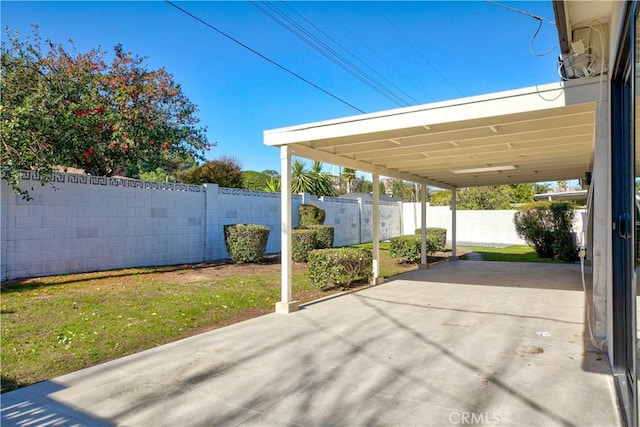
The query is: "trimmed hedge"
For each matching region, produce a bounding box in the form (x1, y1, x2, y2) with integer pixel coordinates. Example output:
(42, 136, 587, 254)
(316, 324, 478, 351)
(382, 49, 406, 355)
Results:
(299, 204, 326, 227)
(308, 248, 372, 290)
(224, 224, 270, 263)
(390, 236, 421, 263)
(292, 229, 316, 262)
(306, 225, 334, 249)
(414, 227, 446, 252)
(391, 233, 442, 263)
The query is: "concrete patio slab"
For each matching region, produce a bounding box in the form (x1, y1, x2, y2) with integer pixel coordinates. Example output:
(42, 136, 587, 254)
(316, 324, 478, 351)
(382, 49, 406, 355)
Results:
(1, 261, 621, 426)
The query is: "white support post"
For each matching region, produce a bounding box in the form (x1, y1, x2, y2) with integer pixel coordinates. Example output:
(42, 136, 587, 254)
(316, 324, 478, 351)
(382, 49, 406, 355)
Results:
(276, 146, 298, 313)
(419, 183, 428, 269)
(451, 188, 458, 260)
(371, 174, 383, 284)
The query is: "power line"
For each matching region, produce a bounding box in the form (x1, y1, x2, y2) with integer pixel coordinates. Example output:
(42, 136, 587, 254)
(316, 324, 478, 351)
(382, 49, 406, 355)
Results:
(483, 0, 553, 23)
(163, 0, 366, 114)
(250, 1, 413, 108)
(281, 2, 422, 106)
(483, 0, 558, 57)
(327, 10, 435, 102)
(384, 16, 464, 97)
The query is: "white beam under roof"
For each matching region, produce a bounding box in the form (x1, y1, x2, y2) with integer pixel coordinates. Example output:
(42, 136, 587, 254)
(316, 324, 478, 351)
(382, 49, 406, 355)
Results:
(264, 78, 603, 189)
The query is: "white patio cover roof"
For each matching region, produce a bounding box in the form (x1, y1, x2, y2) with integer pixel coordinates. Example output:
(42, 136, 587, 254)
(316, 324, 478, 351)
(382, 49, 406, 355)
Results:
(265, 77, 603, 189)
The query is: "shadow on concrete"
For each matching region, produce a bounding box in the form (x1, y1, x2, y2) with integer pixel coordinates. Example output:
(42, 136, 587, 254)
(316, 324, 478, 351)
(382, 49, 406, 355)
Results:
(391, 260, 611, 375)
(1, 259, 618, 426)
(0, 381, 111, 426)
(398, 260, 584, 291)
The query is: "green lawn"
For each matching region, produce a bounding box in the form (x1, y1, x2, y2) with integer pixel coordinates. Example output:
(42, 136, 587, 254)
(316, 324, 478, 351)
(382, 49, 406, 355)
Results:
(1, 266, 309, 393)
(458, 245, 569, 263)
(1, 246, 416, 393)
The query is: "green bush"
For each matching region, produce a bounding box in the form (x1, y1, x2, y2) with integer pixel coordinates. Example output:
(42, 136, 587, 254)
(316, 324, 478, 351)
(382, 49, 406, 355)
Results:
(306, 224, 334, 249)
(514, 201, 577, 261)
(549, 202, 578, 262)
(223, 224, 270, 263)
(308, 248, 372, 290)
(391, 233, 442, 263)
(390, 236, 421, 263)
(292, 229, 316, 262)
(299, 204, 326, 227)
(414, 227, 446, 251)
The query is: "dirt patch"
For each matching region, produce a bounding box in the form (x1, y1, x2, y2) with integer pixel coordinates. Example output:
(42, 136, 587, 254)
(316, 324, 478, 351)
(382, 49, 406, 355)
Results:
(158, 254, 286, 283)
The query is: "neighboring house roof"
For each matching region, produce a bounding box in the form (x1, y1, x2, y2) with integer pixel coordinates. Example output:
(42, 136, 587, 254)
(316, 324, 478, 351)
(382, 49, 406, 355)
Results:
(533, 190, 588, 202)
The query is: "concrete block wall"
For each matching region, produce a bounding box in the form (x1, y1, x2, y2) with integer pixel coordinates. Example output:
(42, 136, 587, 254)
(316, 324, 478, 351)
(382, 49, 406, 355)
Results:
(401, 203, 586, 246)
(302, 195, 401, 246)
(305, 195, 361, 247)
(361, 200, 402, 243)
(5, 171, 582, 281)
(205, 185, 303, 259)
(1, 172, 205, 281)
(1, 173, 402, 281)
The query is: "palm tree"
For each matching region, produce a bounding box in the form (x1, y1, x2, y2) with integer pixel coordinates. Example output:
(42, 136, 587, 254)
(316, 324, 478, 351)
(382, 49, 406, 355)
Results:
(309, 161, 337, 197)
(263, 176, 281, 192)
(262, 160, 337, 197)
(341, 168, 357, 194)
(291, 159, 314, 194)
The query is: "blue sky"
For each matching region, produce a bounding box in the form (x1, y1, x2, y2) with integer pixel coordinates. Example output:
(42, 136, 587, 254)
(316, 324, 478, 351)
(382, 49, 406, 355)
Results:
(2, 1, 560, 175)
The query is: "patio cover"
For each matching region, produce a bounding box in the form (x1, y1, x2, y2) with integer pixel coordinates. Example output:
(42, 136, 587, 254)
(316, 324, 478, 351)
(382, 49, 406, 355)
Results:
(264, 77, 603, 313)
(265, 78, 602, 189)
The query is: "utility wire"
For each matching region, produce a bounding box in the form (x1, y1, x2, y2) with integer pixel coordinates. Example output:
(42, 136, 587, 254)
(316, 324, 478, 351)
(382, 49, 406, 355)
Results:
(281, 2, 422, 106)
(484, 0, 553, 23)
(484, 0, 558, 56)
(164, 0, 366, 114)
(384, 16, 464, 97)
(250, 1, 413, 108)
(328, 10, 435, 102)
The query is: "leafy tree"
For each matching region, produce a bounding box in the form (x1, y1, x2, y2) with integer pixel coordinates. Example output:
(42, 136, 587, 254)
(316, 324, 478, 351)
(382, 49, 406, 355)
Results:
(457, 186, 512, 210)
(430, 189, 452, 206)
(1, 26, 211, 196)
(510, 183, 534, 204)
(392, 179, 419, 201)
(428, 186, 509, 209)
(242, 170, 271, 190)
(184, 156, 242, 188)
(262, 169, 279, 177)
(138, 153, 197, 183)
(357, 179, 373, 193)
(139, 167, 176, 183)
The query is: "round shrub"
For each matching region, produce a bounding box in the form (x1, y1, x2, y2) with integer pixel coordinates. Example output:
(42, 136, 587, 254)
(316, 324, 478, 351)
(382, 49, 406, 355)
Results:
(223, 224, 270, 263)
(292, 229, 316, 262)
(414, 227, 446, 252)
(307, 225, 334, 249)
(308, 248, 372, 290)
(299, 204, 326, 227)
(390, 235, 421, 263)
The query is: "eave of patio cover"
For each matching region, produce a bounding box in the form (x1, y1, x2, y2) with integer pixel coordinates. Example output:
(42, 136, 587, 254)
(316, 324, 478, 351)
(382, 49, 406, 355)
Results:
(265, 78, 602, 189)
